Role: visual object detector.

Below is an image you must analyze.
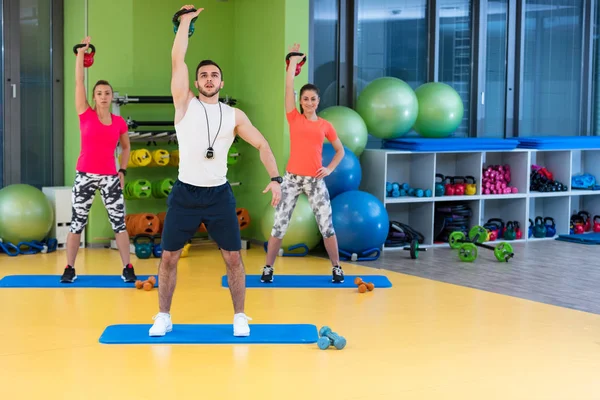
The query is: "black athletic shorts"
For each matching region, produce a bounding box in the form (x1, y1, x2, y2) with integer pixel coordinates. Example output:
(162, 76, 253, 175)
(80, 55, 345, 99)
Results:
(161, 180, 241, 252)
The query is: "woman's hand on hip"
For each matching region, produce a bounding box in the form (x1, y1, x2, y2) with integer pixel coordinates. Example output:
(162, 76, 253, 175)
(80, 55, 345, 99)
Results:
(315, 167, 331, 179)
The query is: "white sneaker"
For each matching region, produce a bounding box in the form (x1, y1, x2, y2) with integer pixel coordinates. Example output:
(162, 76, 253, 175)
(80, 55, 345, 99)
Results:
(233, 313, 252, 337)
(149, 312, 173, 337)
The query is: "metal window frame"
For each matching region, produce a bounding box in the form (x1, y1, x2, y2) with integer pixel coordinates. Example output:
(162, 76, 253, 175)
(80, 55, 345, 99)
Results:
(2, 0, 63, 187)
(314, 0, 597, 139)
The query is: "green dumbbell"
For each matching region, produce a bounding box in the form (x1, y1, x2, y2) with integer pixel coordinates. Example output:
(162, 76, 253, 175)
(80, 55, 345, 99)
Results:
(318, 326, 346, 350)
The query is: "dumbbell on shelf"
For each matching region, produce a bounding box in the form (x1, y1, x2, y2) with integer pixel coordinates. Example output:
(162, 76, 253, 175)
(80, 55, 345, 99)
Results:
(530, 165, 568, 192)
(386, 181, 432, 198)
(482, 164, 519, 195)
(354, 276, 374, 293)
(317, 326, 346, 350)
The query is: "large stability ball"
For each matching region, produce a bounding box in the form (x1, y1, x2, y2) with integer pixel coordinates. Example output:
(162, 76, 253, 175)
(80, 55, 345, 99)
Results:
(322, 144, 362, 199)
(319, 106, 369, 156)
(355, 77, 419, 140)
(413, 82, 464, 138)
(260, 194, 322, 251)
(0, 184, 54, 244)
(331, 190, 389, 254)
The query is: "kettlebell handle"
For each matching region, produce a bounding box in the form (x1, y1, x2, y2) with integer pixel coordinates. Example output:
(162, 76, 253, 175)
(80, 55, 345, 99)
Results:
(465, 175, 476, 184)
(73, 43, 95, 56)
(594, 215, 600, 224)
(133, 233, 155, 245)
(286, 51, 307, 65)
(578, 210, 590, 222)
(543, 217, 555, 227)
(172, 8, 199, 26)
(435, 173, 445, 183)
(534, 216, 544, 225)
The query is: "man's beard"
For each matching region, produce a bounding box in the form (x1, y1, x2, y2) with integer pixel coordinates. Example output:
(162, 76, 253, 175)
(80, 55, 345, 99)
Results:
(199, 86, 220, 98)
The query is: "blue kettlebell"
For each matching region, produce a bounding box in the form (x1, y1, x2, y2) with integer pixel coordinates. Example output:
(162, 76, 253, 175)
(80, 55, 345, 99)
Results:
(133, 234, 154, 259)
(544, 217, 556, 237)
(528, 218, 534, 238)
(153, 243, 163, 258)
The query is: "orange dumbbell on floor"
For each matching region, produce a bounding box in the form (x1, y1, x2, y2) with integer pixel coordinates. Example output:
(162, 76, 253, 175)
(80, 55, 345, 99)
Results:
(354, 277, 374, 293)
(135, 275, 156, 291)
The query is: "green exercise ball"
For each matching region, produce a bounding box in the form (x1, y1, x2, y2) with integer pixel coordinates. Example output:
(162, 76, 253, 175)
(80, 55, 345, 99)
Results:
(261, 194, 322, 252)
(355, 77, 419, 139)
(319, 106, 369, 156)
(0, 184, 54, 244)
(413, 82, 464, 138)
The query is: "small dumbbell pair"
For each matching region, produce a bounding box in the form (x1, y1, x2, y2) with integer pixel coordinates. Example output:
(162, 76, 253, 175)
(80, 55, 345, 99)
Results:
(317, 326, 346, 350)
(135, 275, 156, 291)
(354, 277, 374, 293)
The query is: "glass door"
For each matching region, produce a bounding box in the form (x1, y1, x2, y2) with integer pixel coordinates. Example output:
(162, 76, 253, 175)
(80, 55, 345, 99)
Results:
(2, 0, 63, 188)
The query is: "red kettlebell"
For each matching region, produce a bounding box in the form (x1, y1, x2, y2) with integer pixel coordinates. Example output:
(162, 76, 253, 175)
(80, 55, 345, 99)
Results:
(593, 215, 600, 233)
(578, 211, 591, 232)
(453, 177, 466, 196)
(73, 43, 96, 68)
(444, 176, 455, 196)
(487, 229, 498, 241)
(286, 52, 307, 76)
(514, 221, 522, 239)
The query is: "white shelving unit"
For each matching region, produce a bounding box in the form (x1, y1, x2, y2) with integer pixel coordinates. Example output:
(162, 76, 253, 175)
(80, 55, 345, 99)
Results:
(360, 147, 600, 252)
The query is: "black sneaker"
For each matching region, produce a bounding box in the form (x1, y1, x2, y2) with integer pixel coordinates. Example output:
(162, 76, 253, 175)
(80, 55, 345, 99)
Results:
(60, 266, 77, 283)
(260, 266, 274, 283)
(122, 264, 137, 283)
(332, 266, 344, 283)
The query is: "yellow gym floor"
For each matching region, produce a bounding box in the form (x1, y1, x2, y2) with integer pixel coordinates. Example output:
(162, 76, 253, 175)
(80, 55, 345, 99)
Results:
(0, 243, 599, 399)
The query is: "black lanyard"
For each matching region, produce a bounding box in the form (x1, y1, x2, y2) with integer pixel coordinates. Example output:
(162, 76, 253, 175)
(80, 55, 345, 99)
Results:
(199, 100, 222, 159)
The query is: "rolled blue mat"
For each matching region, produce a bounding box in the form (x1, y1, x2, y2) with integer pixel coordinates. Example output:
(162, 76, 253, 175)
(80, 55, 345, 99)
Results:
(98, 323, 319, 344)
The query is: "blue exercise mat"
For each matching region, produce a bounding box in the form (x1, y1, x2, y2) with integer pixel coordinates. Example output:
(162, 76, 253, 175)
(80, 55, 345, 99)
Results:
(555, 233, 600, 245)
(0, 274, 158, 288)
(222, 274, 393, 288)
(382, 138, 520, 152)
(516, 136, 600, 149)
(98, 323, 318, 344)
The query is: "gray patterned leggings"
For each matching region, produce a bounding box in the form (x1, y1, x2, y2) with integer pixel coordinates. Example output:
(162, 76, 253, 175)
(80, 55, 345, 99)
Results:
(70, 171, 126, 234)
(271, 172, 335, 239)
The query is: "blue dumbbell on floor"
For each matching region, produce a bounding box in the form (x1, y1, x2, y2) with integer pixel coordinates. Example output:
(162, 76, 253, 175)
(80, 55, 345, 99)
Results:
(317, 326, 347, 350)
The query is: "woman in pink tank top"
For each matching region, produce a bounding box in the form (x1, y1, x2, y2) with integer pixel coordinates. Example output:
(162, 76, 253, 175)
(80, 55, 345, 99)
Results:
(60, 36, 137, 284)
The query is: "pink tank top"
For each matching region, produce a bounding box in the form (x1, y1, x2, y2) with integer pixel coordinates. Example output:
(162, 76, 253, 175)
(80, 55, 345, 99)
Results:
(76, 107, 128, 175)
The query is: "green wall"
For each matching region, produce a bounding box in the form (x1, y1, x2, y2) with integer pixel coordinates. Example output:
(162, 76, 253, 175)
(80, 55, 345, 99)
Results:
(64, 0, 308, 244)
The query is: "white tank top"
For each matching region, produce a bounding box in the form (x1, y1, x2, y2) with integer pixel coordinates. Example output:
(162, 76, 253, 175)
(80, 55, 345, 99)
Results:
(175, 97, 236, 187)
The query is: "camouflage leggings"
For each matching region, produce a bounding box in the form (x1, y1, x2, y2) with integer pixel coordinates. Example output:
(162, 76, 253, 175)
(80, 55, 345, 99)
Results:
(70, 171, 126, 234)
(271, 172, 335, 239)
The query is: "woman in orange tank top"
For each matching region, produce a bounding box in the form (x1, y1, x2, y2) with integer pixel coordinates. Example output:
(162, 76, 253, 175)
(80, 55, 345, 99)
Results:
(260, 43, 346, 284)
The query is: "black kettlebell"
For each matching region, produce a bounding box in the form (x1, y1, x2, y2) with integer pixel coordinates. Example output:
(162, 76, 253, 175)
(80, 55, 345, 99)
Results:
(533, 216, 547, 238)
(133, 234, 154, 259)
(504, 221, 516, 240)
(544, 217, 556, 237)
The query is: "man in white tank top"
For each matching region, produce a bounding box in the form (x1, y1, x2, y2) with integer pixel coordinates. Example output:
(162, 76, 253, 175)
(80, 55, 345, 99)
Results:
(149, 6, 283, 338)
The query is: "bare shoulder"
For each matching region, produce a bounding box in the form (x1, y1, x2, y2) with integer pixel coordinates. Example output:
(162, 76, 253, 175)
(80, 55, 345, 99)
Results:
(234, 107, 250, 127)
